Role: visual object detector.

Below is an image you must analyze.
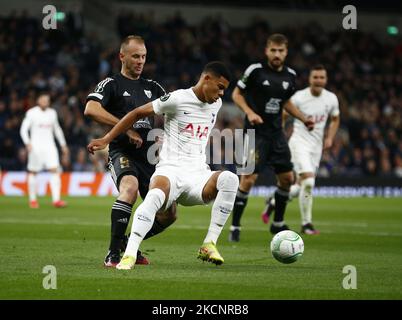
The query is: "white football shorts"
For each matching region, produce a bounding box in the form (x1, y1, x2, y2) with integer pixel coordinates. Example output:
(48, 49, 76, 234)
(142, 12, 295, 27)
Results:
(27, 146, 60, 172)
(151, 163, 215, 209)
(288, 139, 322, 175)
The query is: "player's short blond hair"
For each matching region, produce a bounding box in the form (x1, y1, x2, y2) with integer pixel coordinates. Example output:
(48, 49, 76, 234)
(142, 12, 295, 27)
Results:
(120, 35, 145, 52)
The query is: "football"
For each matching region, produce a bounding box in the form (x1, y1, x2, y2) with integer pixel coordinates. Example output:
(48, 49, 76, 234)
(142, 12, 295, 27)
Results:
(270, 230, 304, 264)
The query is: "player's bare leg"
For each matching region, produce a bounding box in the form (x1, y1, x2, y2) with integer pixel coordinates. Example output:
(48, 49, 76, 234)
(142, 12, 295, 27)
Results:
(118, 175, 170, 270)
(198, 171, 239, 264)
(270, 171, 294, 234)
(48, 167, 66, 208)
(298, 172, 319, 235)
(27, 171, 39, 208)
(229, 173, 258, 242)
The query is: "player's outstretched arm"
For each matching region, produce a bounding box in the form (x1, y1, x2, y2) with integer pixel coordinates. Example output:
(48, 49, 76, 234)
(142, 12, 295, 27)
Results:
(87, 102, 155, 153)
(84, 100, 121, 127)
(283, 100, 314, 131)
(85, 100, 143, 147)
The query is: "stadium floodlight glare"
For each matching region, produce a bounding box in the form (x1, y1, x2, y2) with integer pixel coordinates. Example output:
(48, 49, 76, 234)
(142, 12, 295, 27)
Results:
(387, 26, 399, 35)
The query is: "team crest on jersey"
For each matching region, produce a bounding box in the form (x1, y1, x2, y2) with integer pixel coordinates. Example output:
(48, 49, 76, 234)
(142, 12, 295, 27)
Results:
(160, 93, 171, 102)
(282, 81, 289, 90)
(144, 90, 152, 98)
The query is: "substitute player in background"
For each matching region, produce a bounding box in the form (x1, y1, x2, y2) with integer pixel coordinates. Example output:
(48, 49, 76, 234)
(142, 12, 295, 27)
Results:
(229, 33, 314, 242)
(20, 92, 69, 209)
(263, 65, 340, 234)
(85, 35, 176, 267)
(88, 62, 239, 270)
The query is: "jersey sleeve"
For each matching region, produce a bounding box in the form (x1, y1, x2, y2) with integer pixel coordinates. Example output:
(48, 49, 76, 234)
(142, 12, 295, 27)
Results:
(152, 91, 178, 115)
(237, 63, 261, 91)
(52, 110, 67, 147)
(19, 111, 32, 145)
(290, 90, 301, 108)
(86, 77, 115, 107)
(330, 94, 340, 117)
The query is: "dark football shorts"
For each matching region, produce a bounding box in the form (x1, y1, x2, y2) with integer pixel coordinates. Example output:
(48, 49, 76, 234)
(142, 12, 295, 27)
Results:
(243, 131, 293, 174)
(108, 148, 155, 199)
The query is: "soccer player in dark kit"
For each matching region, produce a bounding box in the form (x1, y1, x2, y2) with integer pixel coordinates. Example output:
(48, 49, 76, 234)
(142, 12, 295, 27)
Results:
(228, 33, 314, 242)
(85, 35, 176, 266)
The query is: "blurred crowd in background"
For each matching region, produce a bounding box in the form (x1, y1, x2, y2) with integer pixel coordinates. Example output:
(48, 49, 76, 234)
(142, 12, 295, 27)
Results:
(0, 10, 401, 178)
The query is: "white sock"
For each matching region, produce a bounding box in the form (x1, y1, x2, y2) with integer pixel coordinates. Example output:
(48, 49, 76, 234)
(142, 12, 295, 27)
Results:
(204, 171, 239, 244)
(299, 178, 315, 225)
(272, 220, 285, 227)
(124, 188, 166, 258)
(28, 173, 37, 202)
(50, 173, 61, 202)
(289, 184, 301, 200)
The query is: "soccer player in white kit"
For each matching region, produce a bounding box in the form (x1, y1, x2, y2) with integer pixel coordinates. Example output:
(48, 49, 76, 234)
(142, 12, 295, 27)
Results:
(88, 62, 239, 269)
(20, 93, 69, 209)
(263, 65, 340, 234)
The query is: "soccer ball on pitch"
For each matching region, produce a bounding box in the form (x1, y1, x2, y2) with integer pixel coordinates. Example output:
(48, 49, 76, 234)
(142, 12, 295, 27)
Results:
(270, 230, 304, 264)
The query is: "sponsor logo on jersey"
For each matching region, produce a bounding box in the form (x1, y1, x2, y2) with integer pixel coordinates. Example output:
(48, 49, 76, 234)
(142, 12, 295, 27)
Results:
(282, 81, 289, 90)
(133, 117, 152, 130)
(263, 80, 270, 86)
(123, 91, 131, 97)
(180, 123, 209, 139)
(144, 90, 152, 98)
(264, 98, 282, 114)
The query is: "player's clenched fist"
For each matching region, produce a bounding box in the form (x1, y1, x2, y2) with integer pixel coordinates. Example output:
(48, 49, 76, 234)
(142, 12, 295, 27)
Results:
(304, 117, 315, 131)
(247, 111, 264, 125)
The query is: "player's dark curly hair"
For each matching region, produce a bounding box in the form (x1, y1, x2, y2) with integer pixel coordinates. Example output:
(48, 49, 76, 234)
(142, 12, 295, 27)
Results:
(203, 61, 232, 82)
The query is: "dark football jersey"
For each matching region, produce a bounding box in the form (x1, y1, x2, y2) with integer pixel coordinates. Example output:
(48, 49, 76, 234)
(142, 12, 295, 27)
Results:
(237, 61, 296, 136)
(86, 73, 165, 158)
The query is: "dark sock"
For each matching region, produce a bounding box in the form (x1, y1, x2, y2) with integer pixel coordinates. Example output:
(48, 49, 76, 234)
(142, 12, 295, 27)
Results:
(144, 219, 166, 240)
(273, 188, 289, 222)
(109, 200, 132, 254)
(144, 203, 177, 240)
(231, 189, 249, 227)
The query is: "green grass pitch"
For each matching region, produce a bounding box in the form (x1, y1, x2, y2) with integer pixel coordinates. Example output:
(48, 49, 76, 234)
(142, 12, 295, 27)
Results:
(0, 196, 401, 300)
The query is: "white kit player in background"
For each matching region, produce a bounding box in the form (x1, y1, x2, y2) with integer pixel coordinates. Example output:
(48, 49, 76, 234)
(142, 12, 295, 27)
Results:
(264, 65, 340, 234)
(88, 62, 239, 269)
(20, 93, 69, 209)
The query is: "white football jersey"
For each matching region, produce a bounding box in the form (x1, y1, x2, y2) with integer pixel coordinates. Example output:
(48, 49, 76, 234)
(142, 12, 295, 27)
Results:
(152, 88, 221, 169)
(20, 106, 66, 150)
(290, 87, 339, 149)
